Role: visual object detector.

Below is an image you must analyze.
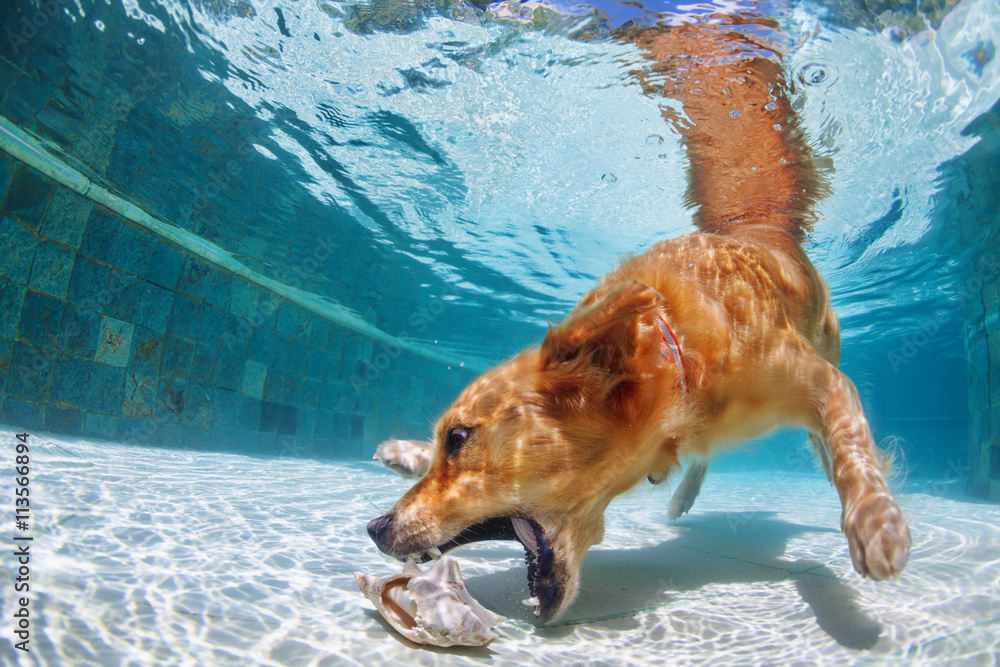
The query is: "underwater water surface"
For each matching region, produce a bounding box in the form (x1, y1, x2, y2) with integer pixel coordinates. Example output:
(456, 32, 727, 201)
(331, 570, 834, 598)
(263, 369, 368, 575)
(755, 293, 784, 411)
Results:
(1, 0, 999, 663)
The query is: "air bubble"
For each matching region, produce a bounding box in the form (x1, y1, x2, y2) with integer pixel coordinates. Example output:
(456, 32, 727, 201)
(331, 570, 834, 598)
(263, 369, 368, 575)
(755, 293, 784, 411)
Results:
(764, 102, 777, 111)
(602, 173, 617, 183)
(797, 62, 837, 88)
(646, 134, 664, 145)
(729, 110, 741, 119)
(773, 124, 783, 131)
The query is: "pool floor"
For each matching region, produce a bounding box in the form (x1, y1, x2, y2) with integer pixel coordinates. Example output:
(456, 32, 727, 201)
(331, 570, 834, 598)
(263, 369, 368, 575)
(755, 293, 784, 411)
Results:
(1, 430, 998, 665)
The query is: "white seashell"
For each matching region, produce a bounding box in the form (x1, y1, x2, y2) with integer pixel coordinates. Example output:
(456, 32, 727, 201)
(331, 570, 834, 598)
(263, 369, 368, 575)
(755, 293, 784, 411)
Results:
(355, 557, 505, 647)
(373, 439, 433, 479)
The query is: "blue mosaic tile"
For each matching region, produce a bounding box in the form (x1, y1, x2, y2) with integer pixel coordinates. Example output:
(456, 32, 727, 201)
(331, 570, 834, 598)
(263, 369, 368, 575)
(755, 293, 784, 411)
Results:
(217, 352, 244, 392)
(297, 408, 317, 439)
(87, 364, 123, 415)
(126, 326, 162, 376)
(159, 380, 213, 427)
(323, 350, 342, 381)
(263, 369, 284, 402)
(83, 413, 119, 440)
(59, 303, 101, 359)
(40, 188, 92, 249)
(0, 339, 12, 396)
(3, 167, 53, 228)
(144, 239, 183, 290)
(18, 290, 64, 348)
(0, 277, 25, 341)
(105, 270, 141, 322)
(213, 388, 260, 430)
(314, 410, 350, 440)
(269, 335, 291, 372)
(300, 377, 321, 409)
(246, 326, 272, 364)
(241, 359, 266, 398)
(156, 379, 187, 422)
(167, 294, 204, 342)
(0, 215, 37, 285)
(161, 336, 194, 381)
(286, 340, 309, 377)
(206, 272, 233, 311)
(179, 258, 229, 310)
(79, 210, 121, 264)
(47, 355, 91, 409)
(28, 240, 74, 299)
(122, 372, 157, 418)
(230, 280, 259, 321)
(113, 223, 153, 276)
(222, 313, 250, 357)
(282, 374, 302, 405)
(306, 348, 325, 379)
(0, 155, 11, 195)
(95, 316, 134, 367)
(199, 305, 228, 347)
(44, 405, 83, 436)
(67, 255, 110, 311)
(3, 398, 43, 429)
(134, 280, 172, 333)
(276, 301, 313, 341)
(118, 416, 156, 445)
(190, 344, 220, 386)
(311, 321, 332, 348)
(318, 380, 348, 413)
(260, 401, 281, 432)
(256, 291, 280, 329)
(256, 431, 278, 455)
(7, 343, 53, 402)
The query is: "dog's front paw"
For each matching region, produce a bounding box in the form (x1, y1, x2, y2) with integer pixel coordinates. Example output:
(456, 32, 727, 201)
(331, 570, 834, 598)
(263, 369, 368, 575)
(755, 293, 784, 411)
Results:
(841, 492, 911, 580)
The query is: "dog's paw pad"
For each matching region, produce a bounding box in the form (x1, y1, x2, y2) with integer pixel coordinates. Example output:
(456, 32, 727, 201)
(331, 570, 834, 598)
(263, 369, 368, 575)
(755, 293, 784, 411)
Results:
(842, 493, 911, 580)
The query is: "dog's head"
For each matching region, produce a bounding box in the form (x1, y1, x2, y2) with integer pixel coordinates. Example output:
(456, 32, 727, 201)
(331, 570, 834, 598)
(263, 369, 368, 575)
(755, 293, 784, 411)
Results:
(367, 281, 690, 623)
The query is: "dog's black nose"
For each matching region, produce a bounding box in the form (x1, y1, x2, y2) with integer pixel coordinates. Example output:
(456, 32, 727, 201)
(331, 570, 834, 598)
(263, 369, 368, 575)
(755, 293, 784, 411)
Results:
(367, 513, 395, 546)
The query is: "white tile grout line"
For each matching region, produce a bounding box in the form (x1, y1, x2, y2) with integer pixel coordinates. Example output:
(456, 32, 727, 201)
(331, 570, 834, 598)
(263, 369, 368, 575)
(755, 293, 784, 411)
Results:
(0, 114, 488, 374)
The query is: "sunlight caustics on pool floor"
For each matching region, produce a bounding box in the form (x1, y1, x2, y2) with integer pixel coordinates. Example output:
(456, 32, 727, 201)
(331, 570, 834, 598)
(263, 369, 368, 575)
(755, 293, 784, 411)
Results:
(1, 430, 998, 666)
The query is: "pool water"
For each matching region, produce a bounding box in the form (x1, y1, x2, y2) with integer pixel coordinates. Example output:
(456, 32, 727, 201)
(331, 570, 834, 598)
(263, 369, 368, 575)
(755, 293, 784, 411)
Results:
(1, 430, 998, 665)
(1, 0, 999, 663)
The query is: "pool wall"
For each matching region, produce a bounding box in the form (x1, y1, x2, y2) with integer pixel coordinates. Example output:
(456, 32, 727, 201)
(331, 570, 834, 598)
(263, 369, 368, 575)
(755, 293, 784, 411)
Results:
(947, 101, 1000, 502)
(0, 150, 475, 457)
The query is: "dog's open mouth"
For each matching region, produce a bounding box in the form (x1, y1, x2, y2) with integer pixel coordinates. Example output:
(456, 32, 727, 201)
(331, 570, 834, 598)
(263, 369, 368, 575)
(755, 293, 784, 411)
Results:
(403, 515, 563, 622)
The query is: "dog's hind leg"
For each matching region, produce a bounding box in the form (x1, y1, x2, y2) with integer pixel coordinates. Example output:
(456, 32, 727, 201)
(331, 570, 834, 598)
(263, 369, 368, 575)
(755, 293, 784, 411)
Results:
(667, 460, 709, 520)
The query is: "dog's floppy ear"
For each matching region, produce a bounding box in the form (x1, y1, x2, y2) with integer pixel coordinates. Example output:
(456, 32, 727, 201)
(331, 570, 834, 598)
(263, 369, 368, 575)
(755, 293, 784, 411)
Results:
(540, 280, 663, 380)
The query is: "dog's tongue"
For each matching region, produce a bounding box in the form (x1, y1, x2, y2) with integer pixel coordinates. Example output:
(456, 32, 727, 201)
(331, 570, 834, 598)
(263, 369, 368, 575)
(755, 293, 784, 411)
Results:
(511, 517, 538, 555)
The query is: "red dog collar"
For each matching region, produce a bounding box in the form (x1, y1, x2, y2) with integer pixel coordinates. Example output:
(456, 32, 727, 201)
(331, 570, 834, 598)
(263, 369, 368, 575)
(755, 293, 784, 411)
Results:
(656, 314, 689, 400)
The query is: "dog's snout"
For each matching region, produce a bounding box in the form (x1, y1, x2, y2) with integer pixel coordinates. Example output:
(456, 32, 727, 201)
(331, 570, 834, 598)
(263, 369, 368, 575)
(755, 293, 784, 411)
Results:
(367, 512, 395, 546)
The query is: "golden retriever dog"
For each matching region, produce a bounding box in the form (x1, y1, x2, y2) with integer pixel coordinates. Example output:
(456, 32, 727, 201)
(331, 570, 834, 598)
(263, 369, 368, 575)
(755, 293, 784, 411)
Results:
(367, 18, 911, 623)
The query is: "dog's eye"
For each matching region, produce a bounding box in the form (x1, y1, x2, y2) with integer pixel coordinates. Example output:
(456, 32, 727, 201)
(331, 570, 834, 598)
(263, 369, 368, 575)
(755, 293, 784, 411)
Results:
(446, 427, 470, 455)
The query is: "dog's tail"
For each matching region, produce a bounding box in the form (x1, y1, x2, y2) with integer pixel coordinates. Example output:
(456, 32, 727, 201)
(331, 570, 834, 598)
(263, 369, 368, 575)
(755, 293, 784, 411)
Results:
(625, 20, 829, 245)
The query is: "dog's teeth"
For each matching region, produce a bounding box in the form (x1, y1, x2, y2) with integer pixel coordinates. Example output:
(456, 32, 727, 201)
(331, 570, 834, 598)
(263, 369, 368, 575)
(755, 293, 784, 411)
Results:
(427, 546, 443, 560)
(522, 596, 540, 607)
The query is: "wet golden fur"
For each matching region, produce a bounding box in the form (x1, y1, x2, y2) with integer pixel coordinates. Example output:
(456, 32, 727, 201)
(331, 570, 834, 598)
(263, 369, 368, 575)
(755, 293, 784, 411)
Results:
(368, 17, 911, 623)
